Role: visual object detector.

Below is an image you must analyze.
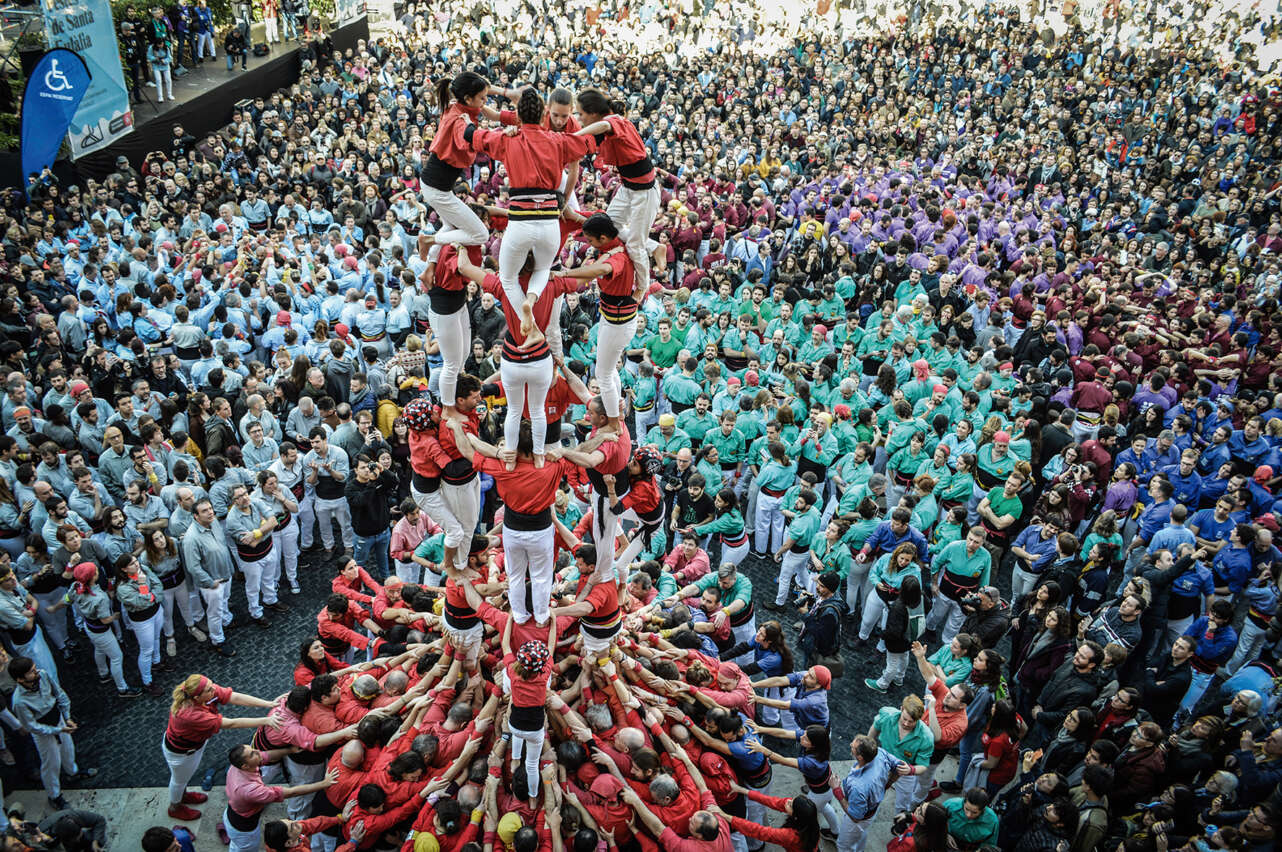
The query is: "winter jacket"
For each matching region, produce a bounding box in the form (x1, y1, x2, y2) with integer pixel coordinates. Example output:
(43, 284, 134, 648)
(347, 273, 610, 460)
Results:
(1141, 657, 1191, 728)
(1015, 632, 1074, 689)
(1181, 616, 1238, 671)
(1034, 660, 1101, 731)
(1112, 746, 1166, 811)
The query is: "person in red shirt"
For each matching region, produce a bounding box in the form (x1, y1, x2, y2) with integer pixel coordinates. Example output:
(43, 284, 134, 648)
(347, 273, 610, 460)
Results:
(452, 414, 565, 618)
(453, 244, 583, 464)
(262, 809, 348, 852)
(502, 615, 555, 808)
(574, 89, 662, 295)
(561, 213, 640, 428)
(418, 72, 514, 419)
(425, 374, 485, 577)
(293, 636, 346, 687)
(554, 568, 624, 666)
(469, 89, 595, 326)
(560, 396, 633, 580)
(331, 560, 382, 608)
(162, 674, 280, 821)
(317, 594, 383, 661)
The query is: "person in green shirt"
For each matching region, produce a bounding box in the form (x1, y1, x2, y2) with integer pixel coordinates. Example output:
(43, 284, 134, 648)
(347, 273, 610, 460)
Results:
(976, 468, 1026, 553)
(752, 438, 796, 555)
(870, 694, 934, 811)
(810, 519, 852, 583)
(943, 790, 1000, 847)
(886, 431, 929, 509)
(644, 317, 683, 369)
(927, 526, 995, 645)
(687, 488, 748, 567)
(771, 487, 821, 609)
(704, 412, 746, 473)
(694, 445, 724, 492)
(798, 324, 835, 366)
(645, 414, 692, 459)
(663, 562, 756, 651)
(763, 302, 805, 346)
(925, 634, 979, 687)
(411, 532, 447, 587)
(554, 489, 582, 531)
(676, 394, 717, 449)
(632, 361, 660, 437)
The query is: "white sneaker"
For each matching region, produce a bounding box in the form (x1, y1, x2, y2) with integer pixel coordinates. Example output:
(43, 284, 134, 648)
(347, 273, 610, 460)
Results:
(166, 638, 177, 657)
(189, 625, 208, 643)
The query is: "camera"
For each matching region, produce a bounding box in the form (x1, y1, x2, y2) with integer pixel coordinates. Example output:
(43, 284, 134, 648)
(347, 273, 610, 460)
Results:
(961, 592, 984, 609)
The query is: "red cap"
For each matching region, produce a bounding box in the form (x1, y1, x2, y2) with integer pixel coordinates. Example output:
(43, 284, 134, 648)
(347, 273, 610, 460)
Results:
(1254, 465, 1274, 484)
(589, 774, 624, 799)
(811, 665, 832, 690)
(727, 377, 741, 386)
(276, 311, 291, 326)
(993, 431, 1010, 444)
(70, 381, 90, 396)
(834, 404, 851, 418)
(932, 384, 948, 394)
(745, 370, 760, 386)
(334, 323, 352, 341)
(344, 256, 359, 270)
(813, 324, 827, 335)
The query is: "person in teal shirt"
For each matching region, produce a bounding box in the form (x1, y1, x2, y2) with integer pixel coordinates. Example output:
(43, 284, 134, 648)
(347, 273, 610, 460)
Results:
(787, 414, 839, 492)
(943, 792, 1000, 847)
(927, 527, 994, 644)
(676, 395, 717, 448)
(871, 695, 934, 811)
(798, 324, 835, 365)
(810, 520, 852, 584)
(688, 488, 748, 566)
(926, 635, 977, 686)
(704, 412, 746, 475)
(645, 414, 692, 458)
(753, 441, 797, 554)
(632, 362, 660, 437)
(772, 487, 822, 608)
(662, 359, 703, 411)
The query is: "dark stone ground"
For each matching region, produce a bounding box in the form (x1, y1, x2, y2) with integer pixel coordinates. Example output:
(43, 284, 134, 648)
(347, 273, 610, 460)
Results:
(0, 527, 1015, 792)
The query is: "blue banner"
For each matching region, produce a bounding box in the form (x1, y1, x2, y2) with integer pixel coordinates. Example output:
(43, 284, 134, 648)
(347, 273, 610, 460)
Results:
(20, 48, 91, 194)
(43, 0, 134, 158)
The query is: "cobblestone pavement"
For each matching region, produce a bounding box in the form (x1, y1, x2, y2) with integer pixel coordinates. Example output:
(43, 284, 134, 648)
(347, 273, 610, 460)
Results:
(1, 536, 1006, 793)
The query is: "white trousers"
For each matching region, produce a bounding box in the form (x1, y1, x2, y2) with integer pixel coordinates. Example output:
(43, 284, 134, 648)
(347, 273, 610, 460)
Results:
(730, 618, 756, 666)
(161, 579, 202, 637)
(1011, 564, 1040, 603)
(721, 536, 750, 568)
(153, 65, 174, 100)
(394, 559, 421, 584)
(224, 808, 261, 852)
(125, 607, 164, 685)
(504, 524, 555, 624)
(428, 307, 471, 406)
(163, 739, 206, 805)
(776, 550, 814, 605)
(501, 356, 554, 455)
(85, 627, 127, 690)
(859, 594, 888, 641)
(927, 596, 966, 646)
(595, 317, 637, 419)
(264, 16, 278, 42)
(546, 294, 566, 360)
(422, 185, 488, 247)
(590, 492, 621, 580)
(876, 650, 909, 689)
(836, 811, 873, 852)
(314, 496, 353, 551)
(754, 493, 785, 553)
(442, 479, 482, 571)
(199, 581, 233, 645)
(283, 757, 325, 819)
(33, 730, 78, 799)
(500, 218, 560, 308)
(605, 183, 661, 288)
(196, 32, 214, 58)
(274, 520, 300, 587)
(510, 724, 546, 798)
(297, 492, 316, 549)
(808, 786, 842, 835)
(235, 548, 281, 618)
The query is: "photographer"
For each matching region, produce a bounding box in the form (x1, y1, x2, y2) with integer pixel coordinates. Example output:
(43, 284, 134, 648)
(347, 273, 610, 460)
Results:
(796, 571, 843, 672)
(119, 21, 148, 103)
(957, 586, 1010, 650)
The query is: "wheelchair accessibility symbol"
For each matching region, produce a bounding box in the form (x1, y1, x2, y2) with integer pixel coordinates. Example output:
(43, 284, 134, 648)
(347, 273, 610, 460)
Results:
(44, 59, 72, 93)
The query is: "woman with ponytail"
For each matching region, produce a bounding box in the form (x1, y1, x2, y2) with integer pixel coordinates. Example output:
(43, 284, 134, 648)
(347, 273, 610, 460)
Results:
(66, 562, 139, 700)
(418, 70, 508, 418)
(162, 673, 280, 820)
(574, 90, 662, 293)
(559, 212, 637, 430)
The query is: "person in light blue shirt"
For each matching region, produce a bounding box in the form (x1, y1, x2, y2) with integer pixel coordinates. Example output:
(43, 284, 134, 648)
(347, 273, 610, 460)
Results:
(837, 736, 909, 852)
(1147, 503, 1196, 557)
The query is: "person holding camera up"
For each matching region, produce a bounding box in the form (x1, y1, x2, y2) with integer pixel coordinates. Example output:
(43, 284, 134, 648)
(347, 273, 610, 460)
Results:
(926, 526, 992, 646)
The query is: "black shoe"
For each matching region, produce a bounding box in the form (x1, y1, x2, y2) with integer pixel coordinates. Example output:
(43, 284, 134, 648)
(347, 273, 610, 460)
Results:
(763, 601, 784, 612)
(64, 637, 80, 650)
(264, 601, 290, 613)
(64, 768, 98, 783)
(117, 687, 143, 699)
(224, 618, 244, 631)
(98, 674, 112, 684)
(938, 781, 962, 794)
(252, 616, 271, 629)
(48, 796, 69, 811)
(211, 643, 236, 658)
(62, 647, 75, 662)
(820, 828, 837, 841)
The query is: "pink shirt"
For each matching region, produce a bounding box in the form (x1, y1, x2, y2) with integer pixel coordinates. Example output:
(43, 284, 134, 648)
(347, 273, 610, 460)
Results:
(270, 697, 319, 750)
(390, 515, 434, 562)
(226, 765, 285, 818)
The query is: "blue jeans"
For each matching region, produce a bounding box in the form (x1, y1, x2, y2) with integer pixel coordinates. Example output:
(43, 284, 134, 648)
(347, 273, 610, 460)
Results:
(1178, 669, 1215, 720)
(353, 529, 391, 581)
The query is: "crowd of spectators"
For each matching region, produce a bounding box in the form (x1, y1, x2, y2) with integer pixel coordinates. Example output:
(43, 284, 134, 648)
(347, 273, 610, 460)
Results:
(3, 1, 1282, 852)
